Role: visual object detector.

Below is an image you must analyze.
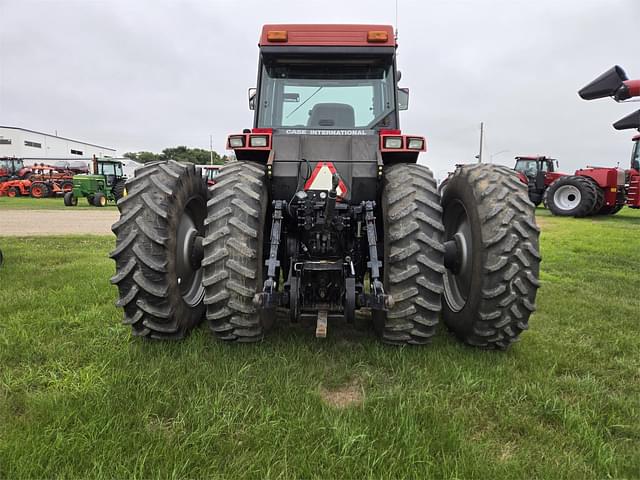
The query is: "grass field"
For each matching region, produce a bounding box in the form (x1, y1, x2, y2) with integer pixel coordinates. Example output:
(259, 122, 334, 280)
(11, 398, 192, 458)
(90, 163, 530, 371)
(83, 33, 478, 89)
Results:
(1, 209, 639, 478)
(0, 196, 117, 210)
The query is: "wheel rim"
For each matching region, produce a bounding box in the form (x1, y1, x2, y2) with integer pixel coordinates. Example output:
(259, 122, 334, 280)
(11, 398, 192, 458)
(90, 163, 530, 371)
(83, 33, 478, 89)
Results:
(175, 198, 206, 307)
(32, 186, 42, 197)
(554, 185, 581, 211)
(443, 199, 473, 313)
(100, 196, 106, 206)
(8, 189, 16, 197)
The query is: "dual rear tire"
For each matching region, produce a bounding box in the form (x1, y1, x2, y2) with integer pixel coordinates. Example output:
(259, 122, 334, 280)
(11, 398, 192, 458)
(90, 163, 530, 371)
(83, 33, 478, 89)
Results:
(110, 161, 208, 339)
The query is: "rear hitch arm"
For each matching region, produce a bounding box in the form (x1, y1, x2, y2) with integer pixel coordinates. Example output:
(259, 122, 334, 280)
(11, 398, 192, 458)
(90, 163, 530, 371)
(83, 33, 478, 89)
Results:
(253, 200, 287, 309)
(362, 201, 393, 310)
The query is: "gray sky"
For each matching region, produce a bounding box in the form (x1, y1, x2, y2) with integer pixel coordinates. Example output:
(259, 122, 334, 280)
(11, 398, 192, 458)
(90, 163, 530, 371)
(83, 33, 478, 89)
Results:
(1, 0, 639, 178)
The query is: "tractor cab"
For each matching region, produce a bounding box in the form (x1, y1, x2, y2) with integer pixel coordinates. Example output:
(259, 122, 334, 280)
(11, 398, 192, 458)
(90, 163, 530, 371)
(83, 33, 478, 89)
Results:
(514, 155, 556, 188)
(94, 159, 124, 188)
(0, 157, 25, 180)
(514, 156, 556, 176)
(201, 165, 221, 186)
(230, 24, 424, 205)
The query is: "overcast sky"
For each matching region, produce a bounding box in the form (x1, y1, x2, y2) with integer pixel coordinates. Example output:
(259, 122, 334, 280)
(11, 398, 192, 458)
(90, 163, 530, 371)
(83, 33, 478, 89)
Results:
(1, 0, 639, 178)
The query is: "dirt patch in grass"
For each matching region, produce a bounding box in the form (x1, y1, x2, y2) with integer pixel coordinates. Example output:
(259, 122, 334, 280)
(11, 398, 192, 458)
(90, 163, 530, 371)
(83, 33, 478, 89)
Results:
(534, 216, 551, 228)
(320, 378, 364, 408)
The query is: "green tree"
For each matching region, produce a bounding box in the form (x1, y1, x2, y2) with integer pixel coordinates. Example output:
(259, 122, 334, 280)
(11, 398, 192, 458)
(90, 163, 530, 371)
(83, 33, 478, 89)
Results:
(123, 147, 225, 165)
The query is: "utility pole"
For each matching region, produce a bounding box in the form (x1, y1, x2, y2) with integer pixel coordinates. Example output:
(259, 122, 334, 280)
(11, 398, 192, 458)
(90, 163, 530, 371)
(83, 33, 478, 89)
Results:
(210, 135, 213, 165)
(477, 122, 484, 163)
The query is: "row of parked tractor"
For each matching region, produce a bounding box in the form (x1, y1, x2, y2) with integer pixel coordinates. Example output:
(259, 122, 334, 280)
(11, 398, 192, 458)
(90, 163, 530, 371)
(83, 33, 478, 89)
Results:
(0, 157, 128, 206)
(513, 66, 640, 218)
(0, 156, 222, 206)
(0, 158, 85, 199)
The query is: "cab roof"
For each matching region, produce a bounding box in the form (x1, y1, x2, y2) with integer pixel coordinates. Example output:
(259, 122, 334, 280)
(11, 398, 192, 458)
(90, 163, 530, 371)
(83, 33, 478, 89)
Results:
(259, 24, 396, 47)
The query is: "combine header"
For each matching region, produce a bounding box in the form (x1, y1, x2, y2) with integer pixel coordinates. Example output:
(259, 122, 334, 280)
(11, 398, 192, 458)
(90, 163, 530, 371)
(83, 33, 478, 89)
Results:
(111, 24, 540, 348)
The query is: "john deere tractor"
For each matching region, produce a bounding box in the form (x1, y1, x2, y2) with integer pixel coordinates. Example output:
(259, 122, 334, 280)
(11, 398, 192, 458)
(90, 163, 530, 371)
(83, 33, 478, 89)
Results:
(64, 158, 127, 207)
(111, 24, 540, 348)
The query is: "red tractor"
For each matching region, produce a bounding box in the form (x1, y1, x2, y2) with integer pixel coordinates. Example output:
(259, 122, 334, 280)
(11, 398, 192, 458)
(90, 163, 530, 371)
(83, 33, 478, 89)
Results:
(0, 158, 31, 182)
(201, 165, 222, 186)
(514, 155, 626, 216)
(110, 24, 540, 348)
(513, 155, 565, 206)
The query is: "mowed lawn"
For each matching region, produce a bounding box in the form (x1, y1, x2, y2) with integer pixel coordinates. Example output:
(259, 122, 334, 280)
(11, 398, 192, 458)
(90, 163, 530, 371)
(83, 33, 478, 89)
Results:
(0, 209, 639, 478)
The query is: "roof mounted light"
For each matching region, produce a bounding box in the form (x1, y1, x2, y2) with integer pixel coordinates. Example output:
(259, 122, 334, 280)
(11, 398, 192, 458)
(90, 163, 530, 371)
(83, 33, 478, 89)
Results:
(267, 30, 288, 42)
(367, 31, 388, 43)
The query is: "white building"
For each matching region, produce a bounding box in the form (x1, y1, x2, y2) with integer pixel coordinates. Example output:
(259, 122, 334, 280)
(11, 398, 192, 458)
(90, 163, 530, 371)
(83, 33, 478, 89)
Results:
(0, 126, 116, 160)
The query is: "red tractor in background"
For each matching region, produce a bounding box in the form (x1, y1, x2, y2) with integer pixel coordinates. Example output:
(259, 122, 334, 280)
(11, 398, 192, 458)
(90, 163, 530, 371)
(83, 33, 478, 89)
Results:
(201, 165, 222, 186)
(514, 155, 626, 216)
(0, 158, 31, 182)
(513, 155, 565, 206)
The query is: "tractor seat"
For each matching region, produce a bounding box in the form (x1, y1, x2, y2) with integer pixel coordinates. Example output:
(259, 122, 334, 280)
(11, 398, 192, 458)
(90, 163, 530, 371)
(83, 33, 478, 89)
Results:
(307, 103, 355, 128)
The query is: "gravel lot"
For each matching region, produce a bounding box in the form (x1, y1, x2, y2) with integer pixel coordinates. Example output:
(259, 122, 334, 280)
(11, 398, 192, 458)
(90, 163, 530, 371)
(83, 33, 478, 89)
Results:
(0, 209, 118, 236)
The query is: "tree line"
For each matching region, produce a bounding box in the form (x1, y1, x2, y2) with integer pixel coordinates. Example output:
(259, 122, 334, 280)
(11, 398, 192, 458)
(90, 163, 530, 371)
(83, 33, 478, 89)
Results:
(123, 146, 230, 165)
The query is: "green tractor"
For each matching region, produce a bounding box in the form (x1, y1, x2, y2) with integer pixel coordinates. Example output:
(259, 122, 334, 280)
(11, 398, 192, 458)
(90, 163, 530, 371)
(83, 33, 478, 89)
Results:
(64, 158, 127, 207)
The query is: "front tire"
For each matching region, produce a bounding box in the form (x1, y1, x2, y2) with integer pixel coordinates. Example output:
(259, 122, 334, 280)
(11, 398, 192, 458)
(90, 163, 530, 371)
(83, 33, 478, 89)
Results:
(374, 163, 445, 345)
(441, 164, 541, 350)
(202, 161, 268, 342)
(110, 160, 208, 339)
(93, 192, 107, 207)
(63, 191, 77, 206)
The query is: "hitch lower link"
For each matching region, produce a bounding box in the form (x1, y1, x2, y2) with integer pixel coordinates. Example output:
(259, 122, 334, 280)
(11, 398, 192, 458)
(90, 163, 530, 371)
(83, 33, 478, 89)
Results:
(253, 199, 394, 337)
(253, 200, 286, 310)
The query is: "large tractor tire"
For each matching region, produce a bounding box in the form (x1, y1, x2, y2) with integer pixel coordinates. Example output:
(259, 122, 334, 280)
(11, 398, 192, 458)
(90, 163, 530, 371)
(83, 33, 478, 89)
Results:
(544, 175, 598, 217)
(373, 163, 445, 345)
(441, 164, 540, 350)
(30, 183, 49, 199)
(110, 160, 208, 339)
(202, 161, 269, 343)
(112, 179, 127, 201)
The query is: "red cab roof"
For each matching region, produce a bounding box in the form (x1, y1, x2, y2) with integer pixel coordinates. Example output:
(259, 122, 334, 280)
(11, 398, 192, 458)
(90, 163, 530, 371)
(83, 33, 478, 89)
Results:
(259, 24, 396, 47)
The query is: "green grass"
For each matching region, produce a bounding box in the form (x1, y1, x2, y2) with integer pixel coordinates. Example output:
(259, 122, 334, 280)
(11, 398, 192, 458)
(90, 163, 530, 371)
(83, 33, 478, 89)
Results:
(1, 209, 639, 478)
(0, 196, 117, 210)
